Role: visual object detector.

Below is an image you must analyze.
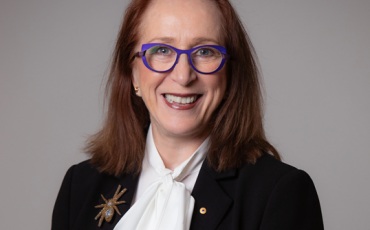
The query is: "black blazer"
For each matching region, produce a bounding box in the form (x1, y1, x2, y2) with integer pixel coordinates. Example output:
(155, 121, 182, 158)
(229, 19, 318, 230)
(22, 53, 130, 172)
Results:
(52, 153, 324, 230)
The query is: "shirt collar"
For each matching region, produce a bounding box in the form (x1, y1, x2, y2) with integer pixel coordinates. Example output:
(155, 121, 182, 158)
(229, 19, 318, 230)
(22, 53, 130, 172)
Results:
(145, 124, 210, 181)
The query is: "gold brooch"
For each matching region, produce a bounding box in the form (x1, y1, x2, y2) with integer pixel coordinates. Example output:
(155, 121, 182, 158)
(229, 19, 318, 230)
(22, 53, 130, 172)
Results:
(95, 185, 127, 227)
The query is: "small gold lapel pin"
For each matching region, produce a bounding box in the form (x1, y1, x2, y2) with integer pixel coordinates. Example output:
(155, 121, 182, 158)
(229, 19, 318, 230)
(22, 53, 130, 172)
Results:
(95, 185, 127, 227)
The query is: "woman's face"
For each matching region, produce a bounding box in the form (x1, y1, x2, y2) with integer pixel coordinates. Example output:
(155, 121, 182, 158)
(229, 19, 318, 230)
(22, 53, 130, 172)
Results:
(132, 0, 227, 139)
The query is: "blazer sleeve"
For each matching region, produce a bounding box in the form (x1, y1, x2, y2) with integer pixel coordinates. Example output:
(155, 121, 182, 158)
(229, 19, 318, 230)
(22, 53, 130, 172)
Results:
(51, 165, 75, 230)
(259, 169, 324, 230)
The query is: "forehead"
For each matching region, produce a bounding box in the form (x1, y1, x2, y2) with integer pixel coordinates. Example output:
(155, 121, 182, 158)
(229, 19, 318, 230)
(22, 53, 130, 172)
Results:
(139, 0, 224, 47)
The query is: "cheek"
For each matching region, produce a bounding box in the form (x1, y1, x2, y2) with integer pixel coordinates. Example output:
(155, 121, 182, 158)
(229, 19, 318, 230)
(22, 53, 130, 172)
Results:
(201, 73, 227, 116)
(210, 72, 227, 99)
(137, 64, 150, 86)
(136, 61, 153, 89)
(210, 74, 227, 112)
(136, 62, 164, 103)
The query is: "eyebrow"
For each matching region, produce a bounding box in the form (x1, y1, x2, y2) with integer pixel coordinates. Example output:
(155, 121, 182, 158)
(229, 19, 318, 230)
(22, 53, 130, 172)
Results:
(147, 36, 221, 47)
(147, 37, 175, 44)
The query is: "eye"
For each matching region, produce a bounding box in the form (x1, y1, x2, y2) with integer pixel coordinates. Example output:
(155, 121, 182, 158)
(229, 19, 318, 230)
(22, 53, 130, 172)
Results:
(195, 48, 214, 56)
(158, 47, 171, 54)
(149, 46, 173, 55)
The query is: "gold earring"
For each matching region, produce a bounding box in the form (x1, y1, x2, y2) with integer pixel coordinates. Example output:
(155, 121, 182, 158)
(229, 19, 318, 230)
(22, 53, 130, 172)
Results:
(134, 87, 139, 93)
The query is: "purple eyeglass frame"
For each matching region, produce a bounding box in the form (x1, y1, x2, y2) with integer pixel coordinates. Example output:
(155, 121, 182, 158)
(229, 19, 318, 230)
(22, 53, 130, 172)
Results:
(135, 43, 229, 74)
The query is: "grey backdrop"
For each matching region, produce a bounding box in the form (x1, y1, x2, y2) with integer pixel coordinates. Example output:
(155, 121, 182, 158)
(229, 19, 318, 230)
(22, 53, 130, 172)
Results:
(1, 0, 369, 229)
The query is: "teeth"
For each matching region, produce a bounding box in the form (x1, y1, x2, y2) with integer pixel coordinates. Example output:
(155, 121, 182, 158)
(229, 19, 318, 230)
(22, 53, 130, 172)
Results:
(164, 94, 198, 104)
(174, 96, 180, 103)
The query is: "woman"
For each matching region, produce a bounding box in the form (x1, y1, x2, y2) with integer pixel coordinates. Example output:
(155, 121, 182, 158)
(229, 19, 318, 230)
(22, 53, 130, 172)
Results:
(52, 0, 324, 229)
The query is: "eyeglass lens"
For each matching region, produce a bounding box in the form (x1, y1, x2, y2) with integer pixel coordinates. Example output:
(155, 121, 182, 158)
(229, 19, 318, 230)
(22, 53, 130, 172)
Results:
(145, 45, 223, 73)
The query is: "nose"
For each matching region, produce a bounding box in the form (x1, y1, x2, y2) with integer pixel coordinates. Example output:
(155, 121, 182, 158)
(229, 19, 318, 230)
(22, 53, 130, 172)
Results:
(170, 53, 196, 86)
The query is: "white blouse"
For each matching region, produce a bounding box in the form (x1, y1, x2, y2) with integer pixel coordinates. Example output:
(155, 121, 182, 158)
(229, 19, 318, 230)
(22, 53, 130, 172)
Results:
(133, 125, 210, 203)
(114, 125, 210, 230)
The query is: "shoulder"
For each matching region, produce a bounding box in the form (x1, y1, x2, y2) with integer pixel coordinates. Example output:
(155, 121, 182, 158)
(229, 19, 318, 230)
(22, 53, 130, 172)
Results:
(59, 160, 102, 192)
(56, 159, 120, 211)
(65, 159, 101, 182)
(238, 152, 311, 185)
(205, 152, 317, 199)
(245, 154, 324, 229)
(62, 159, 123, 195)
(243, 152, 296, 173)
(55, 159, 105, 204)
(234, 152, 319, 207)
(233, 153, 323, 229)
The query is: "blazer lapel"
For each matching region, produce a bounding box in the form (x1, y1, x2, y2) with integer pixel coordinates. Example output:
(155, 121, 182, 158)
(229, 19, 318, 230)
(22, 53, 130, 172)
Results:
(97, 173, 139, 230)
(190, 160, 236, 230)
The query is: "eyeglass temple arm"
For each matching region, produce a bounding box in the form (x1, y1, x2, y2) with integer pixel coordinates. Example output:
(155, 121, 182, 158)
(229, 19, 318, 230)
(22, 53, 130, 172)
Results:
(135, 51, 146, 57)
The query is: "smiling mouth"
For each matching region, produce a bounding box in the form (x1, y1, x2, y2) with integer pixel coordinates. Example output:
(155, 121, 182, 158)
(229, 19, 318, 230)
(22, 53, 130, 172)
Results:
(164, 94, 201, 105)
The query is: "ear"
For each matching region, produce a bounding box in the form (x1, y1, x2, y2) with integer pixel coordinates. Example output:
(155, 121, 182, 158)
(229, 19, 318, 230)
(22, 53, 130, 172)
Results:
(132, 61, 142, 97)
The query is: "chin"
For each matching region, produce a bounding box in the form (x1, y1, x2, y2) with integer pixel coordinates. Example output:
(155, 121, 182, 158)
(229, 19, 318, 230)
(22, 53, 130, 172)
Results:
(161, 120, 206, 138)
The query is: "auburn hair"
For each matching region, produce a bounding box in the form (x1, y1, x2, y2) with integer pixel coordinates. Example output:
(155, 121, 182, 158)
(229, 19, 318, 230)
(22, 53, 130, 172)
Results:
(85, 0, 281, 177)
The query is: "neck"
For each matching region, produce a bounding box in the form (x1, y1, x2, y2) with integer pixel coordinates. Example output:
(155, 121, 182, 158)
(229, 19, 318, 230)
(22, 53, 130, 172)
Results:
(151, 125, 209, 171)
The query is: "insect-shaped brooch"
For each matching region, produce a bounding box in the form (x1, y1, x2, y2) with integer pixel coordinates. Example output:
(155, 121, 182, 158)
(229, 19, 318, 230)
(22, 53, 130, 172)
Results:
(94, 185, 127, 227)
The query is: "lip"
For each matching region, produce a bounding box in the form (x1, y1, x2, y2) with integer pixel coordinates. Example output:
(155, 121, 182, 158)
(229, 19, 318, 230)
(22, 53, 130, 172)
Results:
(164, 93, 199, 97)
(162, 94, 202, 110)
